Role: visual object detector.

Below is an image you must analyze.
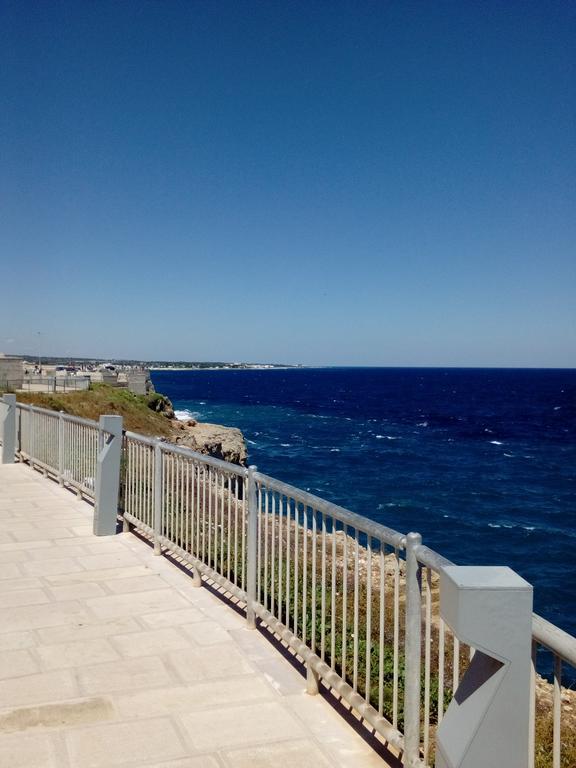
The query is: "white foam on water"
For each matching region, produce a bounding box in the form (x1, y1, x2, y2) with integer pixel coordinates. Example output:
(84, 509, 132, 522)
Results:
(330, 448, 340, 452)
(174, 409, 200, 421)
(280, 443, 292, 447)
(376, 435, 398, 440)
(489, 440, 503, 445)
(417, 421, 428, 427)
(488, 523, 501, 528)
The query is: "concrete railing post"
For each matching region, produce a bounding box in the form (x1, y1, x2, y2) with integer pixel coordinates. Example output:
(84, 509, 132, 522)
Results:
(435, 566, 533, 768)
(404, 532, 423, 768)
(153, 439, 163, 555)
(93, 415, 122, 536)
(246, 465, 258, 629)
(1, 394, 16, 464)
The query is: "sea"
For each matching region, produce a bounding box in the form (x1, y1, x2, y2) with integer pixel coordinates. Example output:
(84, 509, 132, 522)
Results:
(151, 367, 576, 640)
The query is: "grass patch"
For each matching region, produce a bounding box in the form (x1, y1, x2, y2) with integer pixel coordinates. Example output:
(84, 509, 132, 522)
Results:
(15, 384, 174, 437)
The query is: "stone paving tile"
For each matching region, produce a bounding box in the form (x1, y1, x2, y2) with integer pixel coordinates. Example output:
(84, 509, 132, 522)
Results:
(0, 630, 36, 651)
(111, 627, 190, 658)
(0, 670, 78, 708)
(47, 582, 107, 601)
(222, 739, 332, 768)
(37, 616, 141, 645)
(0, 649, 39, 680)
(104, 574, 168, 594)
(167, 643, 255, 683)
(79, 552, 143, 571)
(22, 558, 85, 577)
(45, 564, 153, 585)
(144, 758, 221, 768)
(86, 589, 191, 619)
(114, 676, 275, 719)
(66, 717, 187, 768)
(140, 607, 205, 627)
(0, 562, 25, 579)
(28, 545, 89, 560)
(179, 619, 231, 646)
(0, 587, 50, 608)
(179, 701, 305, 751)
(78, 656, 173, 695)
(37, 638, 120, 670)
(0, 600, 90, 633)
(0, 731, 57, 768)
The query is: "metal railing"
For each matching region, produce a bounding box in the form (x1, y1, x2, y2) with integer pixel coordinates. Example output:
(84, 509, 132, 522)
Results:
(3, 399, 575, 767)
(16, 403, 101, 498)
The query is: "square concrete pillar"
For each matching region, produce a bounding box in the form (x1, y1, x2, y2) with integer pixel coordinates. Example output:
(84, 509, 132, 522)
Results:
(436, 566, 533, 768)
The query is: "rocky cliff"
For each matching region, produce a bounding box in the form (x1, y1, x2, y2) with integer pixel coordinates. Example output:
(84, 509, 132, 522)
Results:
(169, 418, 248, 466)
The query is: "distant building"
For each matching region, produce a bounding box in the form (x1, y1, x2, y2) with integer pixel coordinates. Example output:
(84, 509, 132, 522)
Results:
(0, 354, 24, 390)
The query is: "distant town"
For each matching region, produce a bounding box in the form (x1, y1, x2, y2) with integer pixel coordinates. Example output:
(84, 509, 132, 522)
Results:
(8, 355, 300, 371)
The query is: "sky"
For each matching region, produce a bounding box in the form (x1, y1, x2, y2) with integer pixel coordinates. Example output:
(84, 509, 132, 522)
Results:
(1, 0, 575, 367)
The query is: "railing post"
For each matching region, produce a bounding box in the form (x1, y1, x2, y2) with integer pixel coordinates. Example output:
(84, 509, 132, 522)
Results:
(246, 465, 258, 629)
(404, 531, 422, 768)
(435, 566, 533, 768)
(1, 394, 16, 464)
(153, 439, 163, 555)
(93, 415, 122, 536)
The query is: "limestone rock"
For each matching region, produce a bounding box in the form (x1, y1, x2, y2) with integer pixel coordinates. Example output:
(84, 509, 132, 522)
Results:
(170, 421, 248, 467)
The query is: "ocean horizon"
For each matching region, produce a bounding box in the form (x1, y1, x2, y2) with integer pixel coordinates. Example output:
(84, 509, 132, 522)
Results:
(151, 366, 576, 640)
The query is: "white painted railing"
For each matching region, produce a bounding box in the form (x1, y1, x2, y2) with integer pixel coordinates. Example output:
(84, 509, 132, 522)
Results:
(2, 397, 575, 767)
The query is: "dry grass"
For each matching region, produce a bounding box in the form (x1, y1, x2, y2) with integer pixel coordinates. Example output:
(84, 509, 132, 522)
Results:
(15, 384, 173, 437)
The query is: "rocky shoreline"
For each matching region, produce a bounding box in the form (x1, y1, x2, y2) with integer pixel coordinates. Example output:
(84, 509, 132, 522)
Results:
(148, 390, 248, 467)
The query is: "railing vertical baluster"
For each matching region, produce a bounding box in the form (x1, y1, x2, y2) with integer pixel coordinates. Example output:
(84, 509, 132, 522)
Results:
(246, 465, 258, 629)
(423, 566, 432, 765)
(393, 546, 400, 729)
(302, 503, 308, 646)
(366, 535, 372, 702)
(286, 497, 291, 630)
(528, 639, 536, 768)
(264, 488, 269, 609)
(342, 524, 348, 682)
(331, 518, 336, 670)
(438, 618, 446, 724)
(553, 655, 562, 768)
(404, 532, 423, 768)
(278, 495, 284, 624)
(294, 500, 299, 638)
(378, 543, 385, 715)
(353, 529, 359, 692)
(153, 441, 162, 555)
(271, 492, 276, 618)
(321, 512, 327, 661)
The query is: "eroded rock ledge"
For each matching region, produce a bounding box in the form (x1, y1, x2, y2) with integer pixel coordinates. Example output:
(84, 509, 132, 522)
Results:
(169, 418, 248, 467)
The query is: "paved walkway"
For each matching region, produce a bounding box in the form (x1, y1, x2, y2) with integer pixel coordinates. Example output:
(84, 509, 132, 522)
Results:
(0, 463, 396, 768)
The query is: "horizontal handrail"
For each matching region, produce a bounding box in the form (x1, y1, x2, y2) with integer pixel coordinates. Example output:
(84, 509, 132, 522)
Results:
(17, 403, 99, 430)
(254, 469, 406, 550)
(532, 613, 576, 668)
(124, 429, 249, 476)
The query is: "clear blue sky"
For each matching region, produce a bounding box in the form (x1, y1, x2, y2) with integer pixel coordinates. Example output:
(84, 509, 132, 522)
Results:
(1, 0, 574, 366)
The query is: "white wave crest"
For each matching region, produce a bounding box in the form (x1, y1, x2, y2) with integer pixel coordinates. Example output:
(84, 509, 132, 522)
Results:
(489, 440, 503, 445)
(174, 409, 200, 421)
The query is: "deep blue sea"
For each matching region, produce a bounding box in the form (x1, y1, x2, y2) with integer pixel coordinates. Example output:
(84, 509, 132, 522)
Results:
(151, 367, 576, 639)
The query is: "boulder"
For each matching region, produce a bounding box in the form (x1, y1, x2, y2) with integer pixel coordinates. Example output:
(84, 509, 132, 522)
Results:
(170, 421, 248, 467)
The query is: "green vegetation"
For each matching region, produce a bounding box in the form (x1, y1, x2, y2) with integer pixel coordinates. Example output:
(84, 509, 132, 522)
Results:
(15, 384, 174, 437)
